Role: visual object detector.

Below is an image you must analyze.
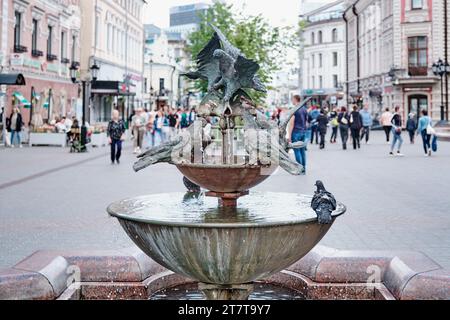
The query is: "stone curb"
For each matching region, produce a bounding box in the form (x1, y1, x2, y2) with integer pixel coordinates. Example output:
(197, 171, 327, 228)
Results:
(0, 245, 449, 300)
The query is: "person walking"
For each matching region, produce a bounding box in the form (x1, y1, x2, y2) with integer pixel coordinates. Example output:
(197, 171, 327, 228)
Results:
(389, 106, 404, 156)
(329, 107, 339, 144)
(288, 95, 309, 172)
(107, 110, 126, 165)
(338, 107, 350, 150)
(309, 106, 320, 145)
(349, 105, 363, 150)
(380, 108, 393, 143)
(7, 107, 24, 148)
(131, 108, 146, 154)
(417, 109, 433, 157)
(317, 109, 329, 149)
(359, 106, 373, 144)
(406, 113, 417, 144)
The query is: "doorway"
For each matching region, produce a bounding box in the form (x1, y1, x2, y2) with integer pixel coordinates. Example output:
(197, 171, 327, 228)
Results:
(408, 95, 428, 121)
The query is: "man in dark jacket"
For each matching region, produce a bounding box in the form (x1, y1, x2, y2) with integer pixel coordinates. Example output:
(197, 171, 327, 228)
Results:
(317, 109, 329, 149)
(349, 105, 363, 150)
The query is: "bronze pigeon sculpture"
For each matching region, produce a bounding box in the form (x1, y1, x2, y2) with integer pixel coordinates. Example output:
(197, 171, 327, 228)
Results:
(311, 181, 337, 225)
(183, 24, 267, 103)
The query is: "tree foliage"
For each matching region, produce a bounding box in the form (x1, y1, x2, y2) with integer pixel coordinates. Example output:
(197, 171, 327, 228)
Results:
(187, 2, 300, 105)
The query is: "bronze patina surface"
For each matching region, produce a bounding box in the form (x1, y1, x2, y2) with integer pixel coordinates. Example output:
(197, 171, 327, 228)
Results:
(107, 192, 346, 285)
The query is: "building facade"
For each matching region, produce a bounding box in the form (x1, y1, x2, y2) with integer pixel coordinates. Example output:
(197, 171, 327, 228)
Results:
(167, 2, 209, 36)
(79, 0, 145, 123)
(345, 0, 449, 123)
(300, 0, 347, 108)
(143, 24, 187, 111)
(1, 0, 81, 126)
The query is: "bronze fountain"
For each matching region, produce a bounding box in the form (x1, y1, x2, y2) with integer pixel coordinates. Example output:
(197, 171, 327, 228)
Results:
(108, 25, 345, 300)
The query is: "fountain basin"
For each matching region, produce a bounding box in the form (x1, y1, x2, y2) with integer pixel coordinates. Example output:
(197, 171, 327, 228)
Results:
(176, 164, 278, 193)
(107, 192, 345, 285)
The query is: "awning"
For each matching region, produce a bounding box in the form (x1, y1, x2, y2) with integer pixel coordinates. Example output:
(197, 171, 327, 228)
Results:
(91, 80, 136, 96)
(13, 92, 31, 107)
(0, 73, 26, 85)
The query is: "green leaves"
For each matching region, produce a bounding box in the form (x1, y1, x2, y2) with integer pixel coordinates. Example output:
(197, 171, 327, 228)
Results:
(187, 2, 299, 105)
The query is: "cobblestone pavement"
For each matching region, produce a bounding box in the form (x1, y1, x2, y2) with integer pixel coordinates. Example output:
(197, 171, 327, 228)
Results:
(0, 130, 449, 269)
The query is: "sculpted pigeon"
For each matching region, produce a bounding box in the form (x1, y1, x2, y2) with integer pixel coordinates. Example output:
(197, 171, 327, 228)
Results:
(183, 176, 201, 193)
(182, 32, 221, 91)
(311, 181, 337, 225)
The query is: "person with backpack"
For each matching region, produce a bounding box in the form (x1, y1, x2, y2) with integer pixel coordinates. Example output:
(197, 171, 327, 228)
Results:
(329, 107, 339, 144)
(389, 106, 404, 156)
(338, 107, 350, 150)
(349, 105, 363, 150)
(406, 113, 417, 144)
(417, 109, 433, 157)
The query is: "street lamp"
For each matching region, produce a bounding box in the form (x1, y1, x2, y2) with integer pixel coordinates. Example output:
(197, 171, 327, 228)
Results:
(432, 59, 449, 121)
(69, 61, 100, 152)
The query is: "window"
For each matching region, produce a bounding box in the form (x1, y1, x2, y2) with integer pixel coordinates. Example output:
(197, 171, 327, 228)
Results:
(408, 36, 428, 76)
(312, 54, 315, 68)
(319, 76, 323, 88)
(32, 19, 38, 52)
(318, 53, 322, 68)
(332, 28, 338, 42)
(47, 26, 53, 55)
(95, 15, 99, 47)
(312, 76, 315, 88)
(311, 32, 315, 45)
(333, 75, 338, 88)
(14, 11, 22, 48)
(71, 35, 77, 62)
(61, 31, 67, 60)
(318, 31, 323, 44)
(332, 52, 338, 66)
(411, 0, 423, 10)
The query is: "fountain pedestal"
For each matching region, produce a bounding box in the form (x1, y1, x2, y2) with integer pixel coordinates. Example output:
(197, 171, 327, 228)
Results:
(205, 190, 250, 207)
(199, 283, 254, 300)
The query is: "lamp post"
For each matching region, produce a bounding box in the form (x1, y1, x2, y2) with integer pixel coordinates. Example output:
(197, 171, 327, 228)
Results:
(432, 59, 450, 121)
(70, 61, 99, 152)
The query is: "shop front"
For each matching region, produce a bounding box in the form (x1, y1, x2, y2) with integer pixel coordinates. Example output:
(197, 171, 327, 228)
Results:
(91, 80, 136, 124)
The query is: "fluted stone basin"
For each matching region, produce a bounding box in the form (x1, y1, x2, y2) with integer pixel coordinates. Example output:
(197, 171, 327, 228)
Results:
(108, 192, 346, 285)
(176, 164, 278, 193)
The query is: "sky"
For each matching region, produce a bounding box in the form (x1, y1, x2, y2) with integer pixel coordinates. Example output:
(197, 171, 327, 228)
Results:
(143, 0, 304, 29)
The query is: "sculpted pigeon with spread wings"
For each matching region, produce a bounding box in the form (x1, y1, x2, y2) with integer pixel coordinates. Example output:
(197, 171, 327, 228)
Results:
(183, 24, 267, 103)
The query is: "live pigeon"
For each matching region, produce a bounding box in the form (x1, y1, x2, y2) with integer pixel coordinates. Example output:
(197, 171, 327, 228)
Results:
(311, 181, 337, 225)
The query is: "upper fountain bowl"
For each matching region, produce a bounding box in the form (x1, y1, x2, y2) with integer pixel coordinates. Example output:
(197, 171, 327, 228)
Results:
(176, 164, 278, 193)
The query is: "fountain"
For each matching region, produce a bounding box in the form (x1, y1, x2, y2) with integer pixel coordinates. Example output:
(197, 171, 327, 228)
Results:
(107, 25, 346, 300)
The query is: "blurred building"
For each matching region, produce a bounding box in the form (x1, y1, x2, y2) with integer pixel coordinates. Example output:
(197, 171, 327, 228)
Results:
(267, 69, 300, 108)
(79, 0, 146, 123)
(0, 0, 81, 126)
(344, 0, 450, 123)
(143, 24, 187, 110)
(167, 2, 210, 36)
(300, 0, 347, 108)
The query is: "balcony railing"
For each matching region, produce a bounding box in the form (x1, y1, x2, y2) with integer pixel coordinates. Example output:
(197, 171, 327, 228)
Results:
(14, 45, 28, 53)
(31, 49, 44, 57)
(408, 66, 428, 76)
(47, 54, 58, 62)
(61, 57, 70, 64)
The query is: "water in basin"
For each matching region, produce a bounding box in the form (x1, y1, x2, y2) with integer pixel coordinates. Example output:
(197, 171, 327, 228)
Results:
(107, 192, 346, 227)
(151, 283, 305, 300)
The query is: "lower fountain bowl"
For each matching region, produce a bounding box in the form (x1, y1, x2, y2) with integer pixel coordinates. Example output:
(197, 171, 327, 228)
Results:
(107, 192, 345, 285)
(176, 164, 278, 193)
